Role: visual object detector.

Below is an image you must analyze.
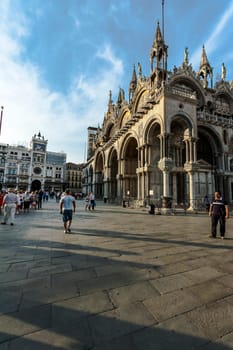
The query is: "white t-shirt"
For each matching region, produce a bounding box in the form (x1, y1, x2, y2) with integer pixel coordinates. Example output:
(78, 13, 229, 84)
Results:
(60, 195, 75, 210)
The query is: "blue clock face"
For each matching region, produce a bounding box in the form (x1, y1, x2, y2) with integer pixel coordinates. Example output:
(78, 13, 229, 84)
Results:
(34, 143, 45, 152)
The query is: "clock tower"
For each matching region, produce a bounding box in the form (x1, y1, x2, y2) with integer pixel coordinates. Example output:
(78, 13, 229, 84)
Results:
(29, 132, 47, 191)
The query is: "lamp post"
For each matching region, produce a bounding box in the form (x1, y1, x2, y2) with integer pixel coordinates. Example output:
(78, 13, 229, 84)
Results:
(0, 106, 3, 136)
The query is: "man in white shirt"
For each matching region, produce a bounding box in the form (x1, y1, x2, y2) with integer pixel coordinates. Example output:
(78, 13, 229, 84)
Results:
(1, 188, 18, 225)
(59, 189, 76, 233)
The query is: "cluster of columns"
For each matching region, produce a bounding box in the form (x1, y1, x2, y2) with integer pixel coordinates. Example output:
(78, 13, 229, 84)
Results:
(84, 133, 203, 211)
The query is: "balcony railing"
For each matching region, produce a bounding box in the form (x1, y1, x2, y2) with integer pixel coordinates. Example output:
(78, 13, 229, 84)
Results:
(197, 111, 233, 126)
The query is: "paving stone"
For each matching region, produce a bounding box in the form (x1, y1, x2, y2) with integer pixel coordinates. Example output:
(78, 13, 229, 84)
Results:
(0, 290, 22, 315)
(188, 279, 233, 304)
(217, 262, 233, 274)
(5, 320, 92, 350)
(21, 285, 79, 310)
(0, 342, 8, 350)
(109, 280, 160, 306)
(0, 264, 10, 273)
(8, 258, 51, 272)
(143, 289, 202, 322)
(51, 268, 96, 290)
(0, 271, 28, 284)
(218, 273, 233, 289)
(132, 318, 207, 350)
(200, 331, 233, 349)
(0, 276, 51, 292)
(0, 304, 51, 343)
(94, 263, 135, 277)
(149, 273, 194, 294)
(28, 263, 72, 278)
(88, 302, 156, 345)
(157, 261, 192, 276)
(92, 334, 134, 350)
(78, 271, 138, 295)
(52, 290, 114, 329)
(183, 266, 224, 284)
(186, 300, 233, 341)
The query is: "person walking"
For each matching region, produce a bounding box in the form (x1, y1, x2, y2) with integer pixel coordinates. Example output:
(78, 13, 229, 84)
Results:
(59, 189, 76, 233)
(85, 194, 90, 211)
(209, 191, 229, 239)
(89, 191, 95, 210)
(0, 190, 5, 216)
(1, 188, 18, 225)
(38, 189, 43, 209)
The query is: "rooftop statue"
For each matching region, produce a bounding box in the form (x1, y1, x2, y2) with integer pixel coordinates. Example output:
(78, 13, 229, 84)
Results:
(221, 62, 226, 81)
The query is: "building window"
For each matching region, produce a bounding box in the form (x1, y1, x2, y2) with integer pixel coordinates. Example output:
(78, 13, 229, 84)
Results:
(8, 168, 16, 175)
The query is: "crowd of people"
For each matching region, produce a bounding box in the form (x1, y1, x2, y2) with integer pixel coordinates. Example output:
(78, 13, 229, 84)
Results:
(0, 188, 96, 229)
(0, 188, 59, 225)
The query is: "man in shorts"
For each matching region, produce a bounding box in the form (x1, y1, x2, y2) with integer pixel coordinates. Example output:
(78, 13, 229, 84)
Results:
(59, 189, 76, 233)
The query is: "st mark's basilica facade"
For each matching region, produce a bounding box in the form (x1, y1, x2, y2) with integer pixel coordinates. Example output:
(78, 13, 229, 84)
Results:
(82, 22, 233, 211)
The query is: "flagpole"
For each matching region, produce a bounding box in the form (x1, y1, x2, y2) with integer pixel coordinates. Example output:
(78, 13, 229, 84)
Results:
(162, 0, 165, 41)
(0, 106, 4, 136)
(162, 0, 165, 81)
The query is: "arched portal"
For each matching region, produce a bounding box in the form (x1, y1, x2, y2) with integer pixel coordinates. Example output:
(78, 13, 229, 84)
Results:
(170, 116, 191, 204)
(123, 138, 138, 198)
(95, 153, 104, 198)
(147, 122, 162, 200)
(197, 127, 223, 198)
(109, 149, 118, 200)
(31, 180, 41, 192)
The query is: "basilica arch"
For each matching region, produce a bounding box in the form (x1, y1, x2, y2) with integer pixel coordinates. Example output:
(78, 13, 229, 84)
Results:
(107, 148, 118, 201)
(196, 126, 224, 198)
(120, 136, 138, 199)
(168, 113, 194, 204)
(94, 152, 104, 198)
(145, 120, 162, 200)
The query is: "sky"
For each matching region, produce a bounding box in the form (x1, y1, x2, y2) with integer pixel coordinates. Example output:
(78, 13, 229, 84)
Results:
(1, 0, 233, 163)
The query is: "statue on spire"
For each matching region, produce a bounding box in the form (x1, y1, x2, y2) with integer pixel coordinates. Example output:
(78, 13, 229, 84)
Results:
(138, 62, 142, 79)
(184, 47, 189, 66)
(221, 63, 226, 81)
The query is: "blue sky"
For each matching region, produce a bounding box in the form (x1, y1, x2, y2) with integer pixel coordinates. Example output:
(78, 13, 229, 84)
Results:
(1, 0, 233, 162)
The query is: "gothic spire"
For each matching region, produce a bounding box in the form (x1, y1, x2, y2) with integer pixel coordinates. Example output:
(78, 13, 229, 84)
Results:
(200, 45, 210, 68)
(150, 21, 168, 86)
(198, 45, 213, 88)
(107, 90, 114, 116)
(129, 64, 137, 102)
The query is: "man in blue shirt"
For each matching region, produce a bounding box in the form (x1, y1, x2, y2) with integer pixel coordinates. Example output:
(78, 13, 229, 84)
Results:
(209, 191, 229, 239)
(60, 189, 76, 233)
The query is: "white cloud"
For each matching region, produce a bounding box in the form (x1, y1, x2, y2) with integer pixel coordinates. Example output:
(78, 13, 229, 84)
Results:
(0, 2, 124, 162)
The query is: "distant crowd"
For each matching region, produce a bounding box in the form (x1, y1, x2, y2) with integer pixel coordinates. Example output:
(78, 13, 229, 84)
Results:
(0, 189, 63, 215)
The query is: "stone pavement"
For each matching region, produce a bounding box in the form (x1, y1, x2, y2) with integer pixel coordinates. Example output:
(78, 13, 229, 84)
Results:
(0, 200, 233, 350)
